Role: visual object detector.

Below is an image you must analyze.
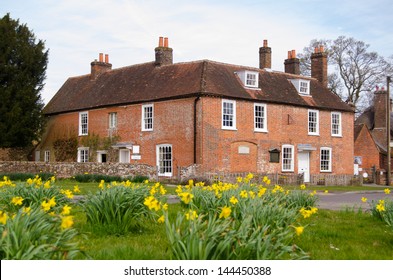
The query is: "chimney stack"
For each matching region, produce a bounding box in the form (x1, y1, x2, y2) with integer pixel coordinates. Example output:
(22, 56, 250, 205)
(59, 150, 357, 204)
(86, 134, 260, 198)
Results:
(155, 36, 173, 66)
(259, 39, 272, 69)
(284, 49, 300, 75)
(374, 88, 388, 129)
(311, 45, 328, 87)
(91, 53, 112, 80)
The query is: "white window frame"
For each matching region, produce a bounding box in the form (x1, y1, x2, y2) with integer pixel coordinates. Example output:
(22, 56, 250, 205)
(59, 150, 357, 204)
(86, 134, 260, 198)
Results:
(290, 79, 310, 95)
(254, 103, 267, 132)
(44, 150, 50, 162)
(282, 144, 294, 172)
(222, 99, 236, 130)
(142, 104, 154, 131)
(236, 70, 259, 88)
(156, 144, 173, 177)
(79, 111, 88, 136)
(77, 147, 89, 163)
(320, 147, 332, 172)
(308, 109, 319, 135)
(109, 112, 117, 129)
(331, 112, 342, 137)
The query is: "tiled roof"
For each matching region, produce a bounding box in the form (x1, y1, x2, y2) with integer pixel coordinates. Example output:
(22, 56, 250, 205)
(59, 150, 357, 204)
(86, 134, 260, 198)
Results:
(44, 59, 353, 115)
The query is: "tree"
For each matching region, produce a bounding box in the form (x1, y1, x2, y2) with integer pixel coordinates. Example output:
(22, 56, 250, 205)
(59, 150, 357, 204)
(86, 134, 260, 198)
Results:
(299, 36, 392, 112)
(0, 13, 48, 148)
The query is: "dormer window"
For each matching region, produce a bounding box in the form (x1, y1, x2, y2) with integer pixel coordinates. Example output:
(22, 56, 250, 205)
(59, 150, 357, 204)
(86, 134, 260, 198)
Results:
(290, 79, 310, 95)
(236, 70, 259, 88)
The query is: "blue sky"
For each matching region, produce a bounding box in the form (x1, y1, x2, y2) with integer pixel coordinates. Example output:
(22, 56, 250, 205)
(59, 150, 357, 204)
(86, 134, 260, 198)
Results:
(2, 0, 392, 104)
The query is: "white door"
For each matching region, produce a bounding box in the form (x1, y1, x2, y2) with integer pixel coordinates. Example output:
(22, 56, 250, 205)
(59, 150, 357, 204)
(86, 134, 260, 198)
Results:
(298, 152, 310, 183)
(119, 149, 130, 163)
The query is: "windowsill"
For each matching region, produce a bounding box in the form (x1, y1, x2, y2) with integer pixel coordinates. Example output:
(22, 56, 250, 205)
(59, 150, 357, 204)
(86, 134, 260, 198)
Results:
(320, 170, 332, 173)
(308, 133, 320, 136)
(281, 170, 294, 173)
(332, 135, 342, 138)
(222, 127, 237, 131)
(254, 129, 268, 133)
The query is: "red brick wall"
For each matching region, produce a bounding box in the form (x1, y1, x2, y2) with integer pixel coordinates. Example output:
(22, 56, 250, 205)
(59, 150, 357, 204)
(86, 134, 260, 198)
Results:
(199, 97, 354, 175)
(40, 96, 354, 176)
(354, 125, 380, 170)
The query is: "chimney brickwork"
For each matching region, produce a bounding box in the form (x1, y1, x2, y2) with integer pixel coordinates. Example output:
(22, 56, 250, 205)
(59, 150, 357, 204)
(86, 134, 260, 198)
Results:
(374, 89, 388, 129)
(91, 53, 112, 80)
(259, 39, 271, 69)
(284, 50, 300, 75)
(311, 46, 328, 87)
(155, 36, 173, 66)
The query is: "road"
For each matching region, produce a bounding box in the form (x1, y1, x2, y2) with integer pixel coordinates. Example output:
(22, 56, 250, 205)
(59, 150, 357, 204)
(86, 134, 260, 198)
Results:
(317, 191, 393, 211)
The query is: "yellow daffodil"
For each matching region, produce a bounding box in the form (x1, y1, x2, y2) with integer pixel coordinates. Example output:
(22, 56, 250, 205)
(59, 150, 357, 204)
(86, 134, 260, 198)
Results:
(258, 187, 267, 197)
(98, 180, 105, 189)
(41, 200, 51, 212)
(144, 196, 161, 211)
(48, 196, 56, 207)
(219, 206, 232, 219)
(162, 203, 168, 210)
(300, 184, 306, 190)
(61, 205, 72, 215)
(376, 203, 385, 212)
(179, 192, 194, 204)
(157, 215, 165, 224)
(22, 206, 31, 215)
(361, 197, 368, 203)
(229, 196, 238, 205)
(185, 210, 198, 221)
(73, 185, 81, 193)
(237, 176, 243, 183)
(249, 191, 256, 199)
(143, 179, 149, 184)
(0, 210, 8, 225)
(61, 216, 74, 229)
(44, 181, 51, 189)
(295, 226, 304, 236)
(384, 188, 391, 195)
(11, 196, 24, 206)
(239, 190, 248, 198)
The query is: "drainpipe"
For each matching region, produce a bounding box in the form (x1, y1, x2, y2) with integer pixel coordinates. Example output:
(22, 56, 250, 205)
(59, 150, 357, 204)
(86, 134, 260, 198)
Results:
(194, 96, 200, 164)
(387, 76, 391, 186)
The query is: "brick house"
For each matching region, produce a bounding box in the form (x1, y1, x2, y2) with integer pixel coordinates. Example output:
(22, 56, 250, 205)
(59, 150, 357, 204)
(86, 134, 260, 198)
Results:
(354, 88, 392, 181)
(37, 37, 354, 181)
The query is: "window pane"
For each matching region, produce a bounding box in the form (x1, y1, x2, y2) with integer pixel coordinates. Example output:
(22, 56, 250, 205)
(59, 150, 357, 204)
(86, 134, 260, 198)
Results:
(255, 104, 265, 130)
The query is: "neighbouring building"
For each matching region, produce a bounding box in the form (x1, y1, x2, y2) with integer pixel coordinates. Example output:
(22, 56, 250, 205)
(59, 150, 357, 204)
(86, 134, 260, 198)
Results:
(36, 37, 355, 181)
(354, 87, 393, 183)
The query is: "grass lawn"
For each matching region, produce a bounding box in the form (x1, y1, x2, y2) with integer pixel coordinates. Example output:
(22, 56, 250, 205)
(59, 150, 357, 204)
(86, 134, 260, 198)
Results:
(297, 209, 393, 259)
(72, 203, 393, 260)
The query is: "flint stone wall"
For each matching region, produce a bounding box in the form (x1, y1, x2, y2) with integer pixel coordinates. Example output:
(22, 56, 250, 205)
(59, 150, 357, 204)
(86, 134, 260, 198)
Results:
(0, 161, 157, 179)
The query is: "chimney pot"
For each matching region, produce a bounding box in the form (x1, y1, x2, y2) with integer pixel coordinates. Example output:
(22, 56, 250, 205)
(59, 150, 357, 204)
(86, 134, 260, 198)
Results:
(105, 54, 109, 63)
(314, 47, 319, 53)
(288, 51, 292, 59)
(158, 36, 164, 47)
(319, 45, 324, 52)
(164, 37, 169, 48)
(291, 50, 296, 58)
(263, 39, 268, 47)
(99, 53, 103, 62)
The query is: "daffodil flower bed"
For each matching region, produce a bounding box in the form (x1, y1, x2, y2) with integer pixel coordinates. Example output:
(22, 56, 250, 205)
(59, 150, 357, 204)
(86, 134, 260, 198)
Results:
(0, 176, 83, 259)
(81, 180, 167, 235)
(165, 174, 318, 260)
